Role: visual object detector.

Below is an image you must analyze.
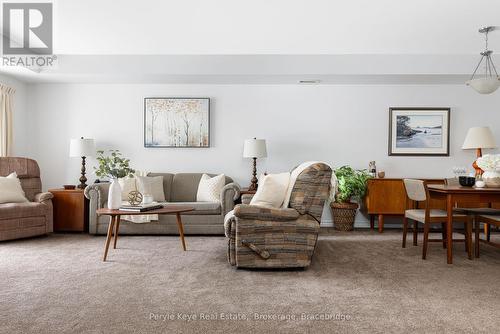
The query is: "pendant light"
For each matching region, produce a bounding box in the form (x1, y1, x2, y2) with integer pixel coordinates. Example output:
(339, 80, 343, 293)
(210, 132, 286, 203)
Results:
(466, 26, 500, 94)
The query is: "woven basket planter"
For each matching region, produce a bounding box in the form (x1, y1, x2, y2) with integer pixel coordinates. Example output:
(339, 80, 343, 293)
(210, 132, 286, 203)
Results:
(330, 202, 359, 231)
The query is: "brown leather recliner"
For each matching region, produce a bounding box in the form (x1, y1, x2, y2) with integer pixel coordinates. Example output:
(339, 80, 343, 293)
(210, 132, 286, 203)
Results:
(0, 157, 53, 241)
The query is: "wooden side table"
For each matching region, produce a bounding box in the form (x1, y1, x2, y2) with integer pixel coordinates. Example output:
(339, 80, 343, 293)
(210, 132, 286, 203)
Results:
(49, 189, 89, 232)
(237, 188, 256, 204)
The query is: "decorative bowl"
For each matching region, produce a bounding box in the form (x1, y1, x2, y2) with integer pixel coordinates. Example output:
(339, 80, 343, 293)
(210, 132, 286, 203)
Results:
(63, 184, 76, 190)
(458, 176, 475, 187)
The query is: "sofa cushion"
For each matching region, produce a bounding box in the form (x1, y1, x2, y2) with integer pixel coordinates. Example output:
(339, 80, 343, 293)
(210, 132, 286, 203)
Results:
(0, 202, 50, 219)
(196, 174, 225, 202)
(136, 175, 165, 202)
(147, 173, 174, 202)
(163, 202, 221, 215)
(171, 173, 234, 202)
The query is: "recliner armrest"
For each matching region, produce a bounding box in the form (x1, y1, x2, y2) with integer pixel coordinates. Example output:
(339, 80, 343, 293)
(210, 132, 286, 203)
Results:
(234, 204, 299, 221)
(34, 192, 53, 203)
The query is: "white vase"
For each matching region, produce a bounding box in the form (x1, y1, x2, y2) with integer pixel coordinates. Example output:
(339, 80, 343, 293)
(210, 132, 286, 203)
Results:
(482, 170, 500, 188)
(107, 178, 122, 209)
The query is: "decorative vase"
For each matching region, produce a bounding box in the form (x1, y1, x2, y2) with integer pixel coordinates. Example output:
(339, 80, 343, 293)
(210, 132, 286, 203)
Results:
(331, 202, 359, 231)
(482, 170, 500, 188)
(107, 178, 122, 209)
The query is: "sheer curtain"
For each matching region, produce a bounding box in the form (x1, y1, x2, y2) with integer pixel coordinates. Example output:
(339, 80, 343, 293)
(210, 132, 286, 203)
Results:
(0, 84, 15, 156)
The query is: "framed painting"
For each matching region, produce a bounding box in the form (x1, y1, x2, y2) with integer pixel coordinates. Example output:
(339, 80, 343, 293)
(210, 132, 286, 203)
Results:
(388, 107, 450, 156)
(144, 97, 210, 148)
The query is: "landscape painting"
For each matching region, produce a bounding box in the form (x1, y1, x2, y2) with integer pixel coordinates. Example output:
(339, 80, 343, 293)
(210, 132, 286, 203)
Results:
(389, 108, 450, 156)
(144, 98, 210, 148)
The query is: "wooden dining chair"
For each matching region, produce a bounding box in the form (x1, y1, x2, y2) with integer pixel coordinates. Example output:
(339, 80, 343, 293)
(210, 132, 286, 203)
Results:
(445, 177, 500, 242)
(474, 214, 500, 257)
(402, 179, 473, 260)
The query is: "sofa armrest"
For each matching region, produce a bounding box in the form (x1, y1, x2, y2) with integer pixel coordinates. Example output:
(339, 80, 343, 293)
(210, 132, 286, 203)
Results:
(221, 182, 241, 215)
(234, 204, 299, 221)
(84, 183, 110, 234)
(34, 192, 53, 203)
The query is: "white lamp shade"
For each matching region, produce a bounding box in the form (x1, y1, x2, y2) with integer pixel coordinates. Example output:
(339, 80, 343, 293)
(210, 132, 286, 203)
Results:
(462, 127, 497, 149)
(243, 138, 267, 158)
(69, 138, 96, 157)
(466, 77, 500, 94)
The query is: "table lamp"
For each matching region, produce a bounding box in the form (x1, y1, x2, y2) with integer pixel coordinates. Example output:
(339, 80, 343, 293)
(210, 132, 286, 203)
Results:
(69, 137, 96, 189)
(462, 127, 497, 176)
(243, 138, 267, 191)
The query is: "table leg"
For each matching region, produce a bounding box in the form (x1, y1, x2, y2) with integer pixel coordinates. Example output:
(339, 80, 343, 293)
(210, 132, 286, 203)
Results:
(475, 219, 480, 258)
(466, 219, 473, 260)
(378, 214, 384, 233)
(113, 215, 120, 249)
(446, 194, 453, 264)
(176, 213, 187, 251)
(103, 216, 116, 262)
(370, 215, 375, 230)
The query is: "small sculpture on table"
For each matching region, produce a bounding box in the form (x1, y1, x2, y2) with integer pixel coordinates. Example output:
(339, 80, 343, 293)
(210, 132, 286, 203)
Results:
(127, 190, 143, 206)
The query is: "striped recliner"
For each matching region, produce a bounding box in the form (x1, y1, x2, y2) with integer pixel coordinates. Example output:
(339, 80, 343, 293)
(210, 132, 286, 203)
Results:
(226, 162, 332, 268)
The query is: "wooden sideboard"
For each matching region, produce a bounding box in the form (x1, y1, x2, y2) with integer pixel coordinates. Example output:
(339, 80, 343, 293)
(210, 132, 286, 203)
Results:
(366, 178, 500, 233)
(366, 178, 444, 233)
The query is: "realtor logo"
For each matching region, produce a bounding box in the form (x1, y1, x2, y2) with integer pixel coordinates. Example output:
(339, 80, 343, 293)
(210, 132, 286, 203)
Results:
(2, 2, 53, 55)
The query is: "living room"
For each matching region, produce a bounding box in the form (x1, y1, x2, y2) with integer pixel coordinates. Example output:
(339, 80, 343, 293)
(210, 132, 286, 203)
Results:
(1, 1, 500, 333)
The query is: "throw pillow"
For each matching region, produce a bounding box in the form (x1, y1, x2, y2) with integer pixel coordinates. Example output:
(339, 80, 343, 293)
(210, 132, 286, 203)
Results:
(196, 174, 225, 202)
(0, 172, 29, 204)
(118, 176, 137, 201)
(136, 175, 165, 202)
(250, 172, 291, 208)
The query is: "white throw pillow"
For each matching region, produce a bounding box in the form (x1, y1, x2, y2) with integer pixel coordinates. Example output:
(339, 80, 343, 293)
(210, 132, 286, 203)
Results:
(136, 175, 165, 202)
(196, 174, 225, 202)
(250, 172, 290, 208)
(0, 172, 29, 204)
(118, 176, 137, 201)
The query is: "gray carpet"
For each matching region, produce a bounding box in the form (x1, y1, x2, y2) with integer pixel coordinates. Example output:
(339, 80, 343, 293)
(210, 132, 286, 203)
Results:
(1, 231, 500, 334)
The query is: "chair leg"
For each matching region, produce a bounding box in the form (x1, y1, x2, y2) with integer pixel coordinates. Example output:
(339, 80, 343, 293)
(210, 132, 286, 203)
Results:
(441, 223, 447, 249)
(413, 221, 418, 246)
(422, 223, 429, 260)
(486, 223, 491, 242)
(466, 220, 473, 260)
(402, 217, 408, 248)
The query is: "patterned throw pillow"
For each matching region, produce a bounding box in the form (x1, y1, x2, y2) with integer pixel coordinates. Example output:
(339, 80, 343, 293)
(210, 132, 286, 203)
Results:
(0, 172, 29, 204)
(196, 174, 225, 202)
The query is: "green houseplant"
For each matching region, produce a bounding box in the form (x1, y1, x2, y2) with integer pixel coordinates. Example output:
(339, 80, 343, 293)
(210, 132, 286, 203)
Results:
(94, 150, 135, 209)
(331, 166, 372, 231)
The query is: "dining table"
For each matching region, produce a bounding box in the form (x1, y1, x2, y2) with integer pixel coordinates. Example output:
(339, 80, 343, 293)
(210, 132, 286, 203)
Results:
(427, 184, 500, 264)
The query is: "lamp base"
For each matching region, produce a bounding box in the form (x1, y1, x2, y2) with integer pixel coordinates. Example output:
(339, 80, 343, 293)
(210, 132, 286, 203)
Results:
(77, 156, 88, 189)
(248, 157, 258, 191)
(472, 148, 484, 177)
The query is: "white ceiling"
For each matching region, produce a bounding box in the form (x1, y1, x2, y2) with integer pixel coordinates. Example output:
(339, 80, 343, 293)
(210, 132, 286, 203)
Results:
(1, 0, 500, 84)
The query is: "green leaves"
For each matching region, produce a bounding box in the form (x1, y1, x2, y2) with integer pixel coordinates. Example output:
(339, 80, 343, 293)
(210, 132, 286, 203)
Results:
(334, 166, 372, 203)
(94, 149, 135, 179)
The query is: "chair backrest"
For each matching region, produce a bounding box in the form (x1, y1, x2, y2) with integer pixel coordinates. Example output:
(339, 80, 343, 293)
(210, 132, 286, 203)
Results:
(403, 179, 427, 202)
(444, 177, 459, 186)
(0, 157, 41, 201)
(289, 162, 332, 222)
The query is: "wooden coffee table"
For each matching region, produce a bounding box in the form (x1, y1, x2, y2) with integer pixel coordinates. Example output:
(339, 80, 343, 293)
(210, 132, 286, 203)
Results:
(96, 206, 194, 261)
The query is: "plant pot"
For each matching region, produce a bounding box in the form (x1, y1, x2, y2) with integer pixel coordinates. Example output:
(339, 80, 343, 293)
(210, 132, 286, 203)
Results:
(482, 170, 500, 188)
(330, 202, 359, 231)
(107, 178, 122, 209)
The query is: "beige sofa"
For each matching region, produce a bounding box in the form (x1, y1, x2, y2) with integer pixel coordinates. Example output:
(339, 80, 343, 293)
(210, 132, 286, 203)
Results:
(0, 157, 53, 241)
(84, 173, 240, 235)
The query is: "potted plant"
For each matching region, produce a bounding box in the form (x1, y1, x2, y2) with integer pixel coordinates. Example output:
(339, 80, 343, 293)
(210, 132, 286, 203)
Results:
(331, 166, 372, 231)
(94, 150, 135, 209)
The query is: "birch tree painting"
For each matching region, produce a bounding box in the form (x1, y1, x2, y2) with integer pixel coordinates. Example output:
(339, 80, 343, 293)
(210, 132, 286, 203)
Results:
(144, 98, 210, 147)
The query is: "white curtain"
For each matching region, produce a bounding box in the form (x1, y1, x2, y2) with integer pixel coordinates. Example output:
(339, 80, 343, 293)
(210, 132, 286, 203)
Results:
(0, 84, 15, 157)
